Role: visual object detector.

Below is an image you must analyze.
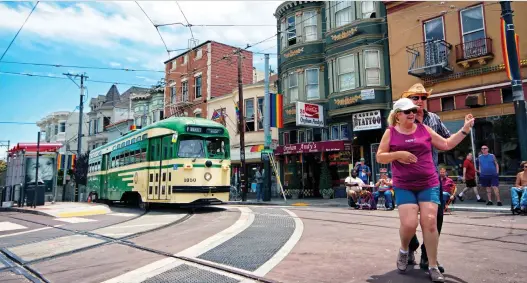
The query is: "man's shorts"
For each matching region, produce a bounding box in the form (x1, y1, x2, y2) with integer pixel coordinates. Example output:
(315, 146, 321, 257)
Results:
(393, 186, 441, 206)
(480, 175, 499, 187)
(465, 179, 477, 188)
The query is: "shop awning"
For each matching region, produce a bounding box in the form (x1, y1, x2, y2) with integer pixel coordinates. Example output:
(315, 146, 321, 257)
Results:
(275, 140, 351, 155)
(8, 142, 63, 153)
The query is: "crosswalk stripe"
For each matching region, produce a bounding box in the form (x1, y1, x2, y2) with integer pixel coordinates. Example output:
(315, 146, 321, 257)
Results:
(0, 222, 27, 232)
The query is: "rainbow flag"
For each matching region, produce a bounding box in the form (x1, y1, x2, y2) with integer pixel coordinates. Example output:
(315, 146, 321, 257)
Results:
(500, 18, 521, 80)
(234, 102, 240, 120)
(57, 154, 76, 170)
(270, 93, 283, 128)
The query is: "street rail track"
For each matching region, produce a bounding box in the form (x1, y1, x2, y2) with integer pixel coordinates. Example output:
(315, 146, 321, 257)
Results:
(1, 208, 281, 283)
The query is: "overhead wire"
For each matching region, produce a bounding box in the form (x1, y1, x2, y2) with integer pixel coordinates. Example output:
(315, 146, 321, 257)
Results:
(0, 61, 165, 73)
(175, 1, 195, 41)
(0, 71, 155, 87)
(135, 1, 171, 59)
(0, 1, 39, 62)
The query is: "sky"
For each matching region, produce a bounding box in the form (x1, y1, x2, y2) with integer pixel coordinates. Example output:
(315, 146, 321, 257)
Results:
(0, 1, 280, 160)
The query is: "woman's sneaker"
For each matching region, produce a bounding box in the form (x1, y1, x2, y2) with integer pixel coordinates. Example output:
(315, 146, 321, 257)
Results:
(397, 250, 409, 271)
(429, 266, 445, 282)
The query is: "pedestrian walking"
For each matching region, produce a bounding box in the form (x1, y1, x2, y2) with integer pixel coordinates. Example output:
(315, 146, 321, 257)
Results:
(402, 83, 452, 273)
(478, 145, 502, 206)
(376, 97, 474, 282)
(255, 166, 264, 202)
(457, 153, 485, 202)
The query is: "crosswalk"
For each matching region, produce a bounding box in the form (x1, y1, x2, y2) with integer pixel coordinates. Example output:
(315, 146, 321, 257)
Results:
(0, 222, 27, 232)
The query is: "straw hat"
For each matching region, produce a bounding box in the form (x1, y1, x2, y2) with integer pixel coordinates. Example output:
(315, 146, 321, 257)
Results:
(401, 83, 432, 98)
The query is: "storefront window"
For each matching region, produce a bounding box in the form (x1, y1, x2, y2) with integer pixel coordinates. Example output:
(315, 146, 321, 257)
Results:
(439, 115, 520, 182)
(331, 125, 339, 140)
(340, 124, 349, 140)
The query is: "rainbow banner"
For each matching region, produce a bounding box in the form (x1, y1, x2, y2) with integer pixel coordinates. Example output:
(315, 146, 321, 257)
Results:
(270, 93, 283, 128)
(57, 154, 76, 170)
(500, 18, 521, 80)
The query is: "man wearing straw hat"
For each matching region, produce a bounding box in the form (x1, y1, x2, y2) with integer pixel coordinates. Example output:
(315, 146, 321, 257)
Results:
(401, 83, 453, 273)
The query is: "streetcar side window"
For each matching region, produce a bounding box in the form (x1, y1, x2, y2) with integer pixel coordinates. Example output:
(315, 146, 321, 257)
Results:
(142, 134, 147, 140)
(112, 157, 116, 168)
(132, 138, 136, 144)
(141, 148, 147, 162)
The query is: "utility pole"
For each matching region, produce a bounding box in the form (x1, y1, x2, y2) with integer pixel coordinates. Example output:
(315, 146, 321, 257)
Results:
(263, 54, 271, 201)
(63, 72, 87, 202)
(62, 143, 69, 201)
(237, 49, 247, 201)
(32, 131, 41, 208)
(500, 1, 527, 161)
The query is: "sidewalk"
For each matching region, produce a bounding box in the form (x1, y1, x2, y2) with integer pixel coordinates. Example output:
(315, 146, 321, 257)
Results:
(0, 201, 112, 218)
(227, 197, 512, 213)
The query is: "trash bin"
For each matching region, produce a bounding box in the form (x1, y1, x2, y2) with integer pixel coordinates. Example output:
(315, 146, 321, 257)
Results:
(25, 184, 46, 206)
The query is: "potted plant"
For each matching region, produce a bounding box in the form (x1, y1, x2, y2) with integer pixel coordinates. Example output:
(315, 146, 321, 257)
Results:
(319, 162, 333, 199)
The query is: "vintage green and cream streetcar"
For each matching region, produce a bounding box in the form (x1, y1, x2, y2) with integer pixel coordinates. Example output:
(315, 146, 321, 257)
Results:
(87, 117, 231, 209)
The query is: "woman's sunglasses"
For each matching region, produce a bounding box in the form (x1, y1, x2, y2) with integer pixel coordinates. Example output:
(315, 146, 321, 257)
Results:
(400, 109, 417, 115)
(410, 96, 427, 101)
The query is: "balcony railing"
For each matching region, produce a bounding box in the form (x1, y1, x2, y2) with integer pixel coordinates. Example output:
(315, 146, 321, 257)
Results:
(455, 37, 493, 62)
(406, 40, 453, 78)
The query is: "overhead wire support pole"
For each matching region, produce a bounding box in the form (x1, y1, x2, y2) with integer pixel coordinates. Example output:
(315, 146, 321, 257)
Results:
(500, 1, 527, 161)
(237, 49, 247, 202)
(263, 54, 271, 202)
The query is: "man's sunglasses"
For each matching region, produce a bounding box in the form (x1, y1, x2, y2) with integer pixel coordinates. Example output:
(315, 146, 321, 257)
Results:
(400, 109, 417, 115)
(410, 96, 428, 101)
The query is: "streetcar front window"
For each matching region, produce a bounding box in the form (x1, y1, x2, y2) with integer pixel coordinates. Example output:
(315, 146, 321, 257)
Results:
(177, 138, 205, 158)
(206, 138, 228, 159)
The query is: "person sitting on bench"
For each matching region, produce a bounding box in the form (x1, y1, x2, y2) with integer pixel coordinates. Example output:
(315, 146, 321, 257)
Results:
(511, 161, 527, 213)
(345, 170, 364, 208)
(374, 169, 394, 210)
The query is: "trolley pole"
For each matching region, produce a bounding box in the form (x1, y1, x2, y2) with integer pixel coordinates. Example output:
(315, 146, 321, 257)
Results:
(500, 1, 527, 161)
(263, 54, 271, 202)
(32, 131, 41, 208)
(237, 49, 247, 201)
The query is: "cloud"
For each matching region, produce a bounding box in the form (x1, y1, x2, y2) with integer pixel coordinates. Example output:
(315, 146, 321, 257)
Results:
(109, 62, 121, 67)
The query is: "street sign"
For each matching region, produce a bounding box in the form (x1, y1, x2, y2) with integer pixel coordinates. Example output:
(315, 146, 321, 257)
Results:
(262, 149, 273, 154)
(261, 152, 270, 161)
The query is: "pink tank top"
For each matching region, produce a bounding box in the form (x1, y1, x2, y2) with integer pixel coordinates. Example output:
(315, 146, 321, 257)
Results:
(389, 124, 439, 190)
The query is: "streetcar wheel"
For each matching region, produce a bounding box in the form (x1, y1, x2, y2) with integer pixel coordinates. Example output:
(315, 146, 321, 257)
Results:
(138, 195, 149, 211)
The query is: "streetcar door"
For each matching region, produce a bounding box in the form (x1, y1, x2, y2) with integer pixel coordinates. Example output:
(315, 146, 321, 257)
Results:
(148, 137, 162, 200)
(102, 153, 110, 199)
(160, 135, 172, 200)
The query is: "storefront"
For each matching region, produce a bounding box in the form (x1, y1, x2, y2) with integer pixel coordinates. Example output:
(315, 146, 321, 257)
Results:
(275, 140, 352, 198)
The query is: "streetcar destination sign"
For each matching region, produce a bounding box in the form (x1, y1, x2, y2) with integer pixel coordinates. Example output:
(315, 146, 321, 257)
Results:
(185, 126, 224, 135)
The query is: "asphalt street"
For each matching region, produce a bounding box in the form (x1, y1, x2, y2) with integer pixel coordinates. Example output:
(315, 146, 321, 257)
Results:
(0, 205, 526, 283)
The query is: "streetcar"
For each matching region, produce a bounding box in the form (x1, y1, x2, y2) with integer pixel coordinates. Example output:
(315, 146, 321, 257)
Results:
(87, 117, 231, 209)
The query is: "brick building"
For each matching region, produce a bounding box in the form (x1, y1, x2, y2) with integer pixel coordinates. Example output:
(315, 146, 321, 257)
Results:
(164, 41, 253, 119)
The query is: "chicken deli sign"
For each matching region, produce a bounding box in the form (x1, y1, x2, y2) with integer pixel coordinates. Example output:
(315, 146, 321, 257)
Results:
(296, 102, 324, 127)
(352, 110, 382, 131)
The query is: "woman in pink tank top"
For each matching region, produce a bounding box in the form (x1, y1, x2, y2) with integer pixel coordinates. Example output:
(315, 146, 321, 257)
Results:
(376, 98, 474, 282)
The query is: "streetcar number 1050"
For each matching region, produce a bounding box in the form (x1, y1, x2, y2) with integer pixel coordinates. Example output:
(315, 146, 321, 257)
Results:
(184, 178, 197, 182)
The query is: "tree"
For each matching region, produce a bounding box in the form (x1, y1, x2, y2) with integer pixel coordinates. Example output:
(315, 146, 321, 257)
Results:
(0, 160, 6, 173)
(318, 161, 332, 196)
(73, 153, 89, 186)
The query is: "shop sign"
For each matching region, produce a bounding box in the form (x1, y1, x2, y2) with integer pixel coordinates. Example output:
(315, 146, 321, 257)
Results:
(284, 47, 304, 58)
(361, 89, 375, 100)
(330, 27, 358, 41)
(352, 110, 382, 131)
(334, 95, 361, 107)
(296, 102, 324, 127)
(275, 140, 351, 155)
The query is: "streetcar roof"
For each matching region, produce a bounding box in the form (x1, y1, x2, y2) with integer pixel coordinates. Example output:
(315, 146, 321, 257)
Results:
(89, 117, 228, 158)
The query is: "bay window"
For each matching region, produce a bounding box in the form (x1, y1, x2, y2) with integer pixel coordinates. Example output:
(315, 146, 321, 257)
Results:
(335, 1, 354, 28)
(338, 54, 355, 91)
(364, 50, 381, 86)
(287, 16, 296, 46)
(303, 11, 317, 42)
(305, 68, 319, 100)
(280, 20, 286, 49)
(361, 1, 376, 19)
(289, 72, 298, 103)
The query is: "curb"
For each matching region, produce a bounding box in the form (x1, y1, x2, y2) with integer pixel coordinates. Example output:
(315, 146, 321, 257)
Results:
(224, 201, 511, 213)
(0, 207, 53, 218)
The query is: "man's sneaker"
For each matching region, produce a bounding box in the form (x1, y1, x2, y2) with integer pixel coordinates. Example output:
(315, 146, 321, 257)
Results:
(456, 195, 464, 202)
(477, 198, 486, 202)
(486, 201, 493, 205)
(429, 267, 445, 282)
(397, 250, 409, 271)
(420, 258, 444, 273)
(408, 251, 416, 265)
(497, 201, 503, 206)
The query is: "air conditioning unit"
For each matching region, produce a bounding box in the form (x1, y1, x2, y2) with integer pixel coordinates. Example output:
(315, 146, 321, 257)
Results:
(465, 92, 485, 108)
